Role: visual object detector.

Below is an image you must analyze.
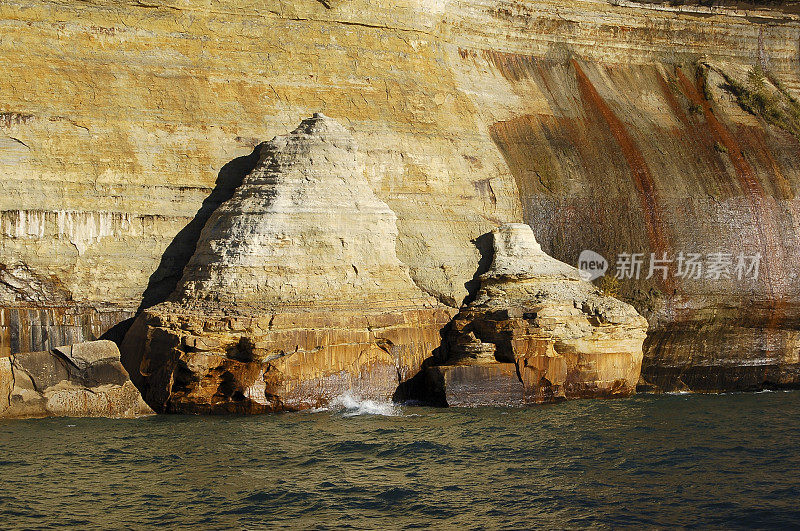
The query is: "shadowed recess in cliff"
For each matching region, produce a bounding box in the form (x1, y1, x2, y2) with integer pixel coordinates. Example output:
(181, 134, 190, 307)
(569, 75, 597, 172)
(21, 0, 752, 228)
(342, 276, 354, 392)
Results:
(137, 145, 263, 312)
(395, 230, 503, 405)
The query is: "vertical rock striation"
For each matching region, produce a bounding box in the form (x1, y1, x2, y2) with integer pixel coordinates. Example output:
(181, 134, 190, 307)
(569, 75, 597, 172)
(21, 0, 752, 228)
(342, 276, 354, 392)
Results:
(427, 224, 648, 406)
(482, 58, 800, 392)
(121, 115, 452, 413)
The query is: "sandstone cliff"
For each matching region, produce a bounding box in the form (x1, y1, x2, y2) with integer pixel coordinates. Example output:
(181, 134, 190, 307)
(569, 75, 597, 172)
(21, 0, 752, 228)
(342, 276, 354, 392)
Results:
(2, 0, 800, 392)
(427, 224, 647, 406)
(121, 115, 452, 413)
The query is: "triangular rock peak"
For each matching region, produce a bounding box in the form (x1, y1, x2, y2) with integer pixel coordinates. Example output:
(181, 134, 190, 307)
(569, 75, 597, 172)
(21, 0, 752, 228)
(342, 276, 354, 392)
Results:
(174, 113, 434, 311)
(121, 120, 647, 413)
(121, 115, 451, 414)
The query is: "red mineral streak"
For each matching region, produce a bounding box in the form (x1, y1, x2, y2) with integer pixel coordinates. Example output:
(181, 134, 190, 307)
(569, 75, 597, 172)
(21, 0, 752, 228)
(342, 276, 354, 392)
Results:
(736, 124, 795, 201)
(656, 71, 737, 197)
(572, 60, 673, 290)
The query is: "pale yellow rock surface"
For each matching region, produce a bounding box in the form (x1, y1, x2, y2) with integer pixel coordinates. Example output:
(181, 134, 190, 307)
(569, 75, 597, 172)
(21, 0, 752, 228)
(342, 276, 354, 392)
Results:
(174, 113, 435, 310)
(122, 115, 452, 413)
(2, 0, 800, 393)
(0, 0, 528, 316)
(3, 0, 798, 317)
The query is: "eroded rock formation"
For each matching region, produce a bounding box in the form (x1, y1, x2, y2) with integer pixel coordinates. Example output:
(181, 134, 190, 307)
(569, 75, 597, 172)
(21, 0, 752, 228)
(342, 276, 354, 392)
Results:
(0, 340, 152, 418)
(3, 0, 800, 393)
(427, 224, 648, 406)
(121, 115, 452, 413)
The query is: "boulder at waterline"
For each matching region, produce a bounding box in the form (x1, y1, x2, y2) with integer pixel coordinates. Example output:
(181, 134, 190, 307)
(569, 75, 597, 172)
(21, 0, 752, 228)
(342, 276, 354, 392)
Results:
(0, 340, 152, 418)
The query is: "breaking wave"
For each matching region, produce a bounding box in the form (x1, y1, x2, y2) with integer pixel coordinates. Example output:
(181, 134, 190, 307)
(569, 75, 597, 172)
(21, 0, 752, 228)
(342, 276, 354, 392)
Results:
(328, 393, 400, 417)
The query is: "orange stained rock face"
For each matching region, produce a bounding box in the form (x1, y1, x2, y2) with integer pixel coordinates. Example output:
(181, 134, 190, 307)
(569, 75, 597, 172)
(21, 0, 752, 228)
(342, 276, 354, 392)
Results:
(478, 49, 800, 392)
(123, 307, 454, 413)
(675, 67, 788, 334)
(4, 0, 800, 396)
(431, 224, 648, 407)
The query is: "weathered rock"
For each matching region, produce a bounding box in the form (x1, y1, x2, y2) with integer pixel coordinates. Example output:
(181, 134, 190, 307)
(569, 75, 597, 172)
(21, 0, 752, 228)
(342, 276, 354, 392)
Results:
(121, 115, 453, 413)
(0, 340, 152, 418)
(492, 57, 800, 393)
(4, 0, 800, 391)
(429, 224, 648, 406)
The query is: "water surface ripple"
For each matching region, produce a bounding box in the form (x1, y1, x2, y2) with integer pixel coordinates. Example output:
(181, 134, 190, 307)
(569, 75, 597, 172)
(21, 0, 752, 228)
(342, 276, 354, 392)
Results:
(1, 391, 798, 529)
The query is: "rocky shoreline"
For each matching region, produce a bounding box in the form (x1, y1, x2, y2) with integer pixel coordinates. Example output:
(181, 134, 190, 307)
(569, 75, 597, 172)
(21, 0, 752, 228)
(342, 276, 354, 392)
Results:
(427, 223, 647, 407)
(3, 114, 798, 418)
(0, 116, 652, 418)
(116, 116, 649, 414)
(0, 340, 151, 419)
(5, 0, 800, 413)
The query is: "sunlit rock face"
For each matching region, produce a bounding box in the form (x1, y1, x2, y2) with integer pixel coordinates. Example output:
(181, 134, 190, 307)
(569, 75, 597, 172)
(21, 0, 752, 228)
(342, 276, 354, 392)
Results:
(491, 59, 800, 392)
(0, 340, 152, 419)
(4, 0, 800, 391)
(174, 114, 434, 310)
(427, 224, 648, 407)
(121, 115, 452, 413)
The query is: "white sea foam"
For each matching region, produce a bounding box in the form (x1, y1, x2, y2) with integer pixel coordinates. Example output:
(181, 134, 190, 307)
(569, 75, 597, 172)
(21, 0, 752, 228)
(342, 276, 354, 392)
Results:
(328, 392, 400, 417)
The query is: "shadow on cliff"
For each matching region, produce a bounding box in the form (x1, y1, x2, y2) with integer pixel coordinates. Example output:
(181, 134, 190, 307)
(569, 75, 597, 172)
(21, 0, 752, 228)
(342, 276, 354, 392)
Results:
(101, 145, 263, 345)
(393, 231, 494, 405)
(462, 232, 494, 305)
(392, 338, 449, 406)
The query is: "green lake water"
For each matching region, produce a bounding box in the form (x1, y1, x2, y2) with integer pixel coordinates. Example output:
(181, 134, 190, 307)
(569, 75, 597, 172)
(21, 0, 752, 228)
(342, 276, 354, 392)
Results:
(1, 391, 798, 529)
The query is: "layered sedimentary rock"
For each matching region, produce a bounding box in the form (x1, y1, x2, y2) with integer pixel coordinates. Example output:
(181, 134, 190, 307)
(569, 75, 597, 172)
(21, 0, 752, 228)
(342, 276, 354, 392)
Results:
(3, 0, 800, 391)
(483, 56, 800, 392)
(121, 115, 452, 413)
(428, 224, 648, 406)
(0, 340, 152, 418)
(448, 2, 800, 391)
